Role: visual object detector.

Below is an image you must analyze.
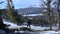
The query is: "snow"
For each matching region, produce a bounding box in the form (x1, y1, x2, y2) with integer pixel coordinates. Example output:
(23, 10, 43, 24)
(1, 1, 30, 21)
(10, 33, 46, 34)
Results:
(18, 25, 58, 31)
(38, 31, 60, 34)
(3, 19, 20, 29)
(44, 31, 60, 33)
(31, 25, 50, 30)
(14, 30, 60, 34)
(3, 19, 50, 30)
(1, 18, 60, 34)
(2, 19, 60, 34)
(23, 14, 43, 16)
(15, 31, 25, 33)
(3, 19, 59, 30)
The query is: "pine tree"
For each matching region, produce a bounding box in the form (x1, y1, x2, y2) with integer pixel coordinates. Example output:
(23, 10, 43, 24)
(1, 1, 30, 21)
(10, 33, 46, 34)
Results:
(6, 0, 24, 25)
(0, 2, 10, 33)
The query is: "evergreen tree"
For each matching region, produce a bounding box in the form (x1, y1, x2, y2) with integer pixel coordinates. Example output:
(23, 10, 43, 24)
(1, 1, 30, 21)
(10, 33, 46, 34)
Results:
(0, 2, 10, 33)
(6, 0, 24, 25)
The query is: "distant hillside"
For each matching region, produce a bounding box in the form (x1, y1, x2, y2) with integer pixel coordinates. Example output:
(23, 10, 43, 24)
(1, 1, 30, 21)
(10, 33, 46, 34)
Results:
(17, 7, 58, 20)
(17, 7, 47, 15)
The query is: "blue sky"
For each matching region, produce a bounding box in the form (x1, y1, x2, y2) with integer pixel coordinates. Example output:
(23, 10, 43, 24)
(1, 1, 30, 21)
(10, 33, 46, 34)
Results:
(0, 0, 40, 9)
(0, 0, 56, 9)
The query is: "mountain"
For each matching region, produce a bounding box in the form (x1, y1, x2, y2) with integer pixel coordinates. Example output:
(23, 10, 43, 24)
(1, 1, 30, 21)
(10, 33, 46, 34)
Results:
(17, 7, 47, 15)
(0, 7, 58, 20)
(17, 7, 58, 20)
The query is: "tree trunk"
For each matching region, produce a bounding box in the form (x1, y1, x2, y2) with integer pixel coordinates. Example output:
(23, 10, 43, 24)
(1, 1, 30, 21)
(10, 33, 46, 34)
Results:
(58, 8, 60, 30)
(58, 12, 60, 30)
(47, 0, 52, 30)
(57, 0, 60, 30)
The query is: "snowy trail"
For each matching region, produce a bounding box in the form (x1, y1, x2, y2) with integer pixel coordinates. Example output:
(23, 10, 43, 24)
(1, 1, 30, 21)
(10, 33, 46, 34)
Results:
(15, 31, 60, 34)
(3, 19, 58, 30)
(2, 19, 60, 34)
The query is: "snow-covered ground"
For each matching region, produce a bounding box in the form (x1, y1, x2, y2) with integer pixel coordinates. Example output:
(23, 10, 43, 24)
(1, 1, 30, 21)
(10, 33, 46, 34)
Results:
(23, 14, 43, 17)
(3, 19, 58, 30)
(38, 31, 60, 34)
(15, 30, 60, 34)
(3, 19, 60, 34)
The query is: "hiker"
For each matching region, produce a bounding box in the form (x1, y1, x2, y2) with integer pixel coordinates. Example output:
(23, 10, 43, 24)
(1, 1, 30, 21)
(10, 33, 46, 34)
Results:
(27, 19, 31, 29)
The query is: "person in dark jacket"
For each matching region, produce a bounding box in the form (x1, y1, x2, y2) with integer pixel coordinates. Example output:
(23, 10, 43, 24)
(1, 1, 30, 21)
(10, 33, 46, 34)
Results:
(27, 19, 31, 29)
